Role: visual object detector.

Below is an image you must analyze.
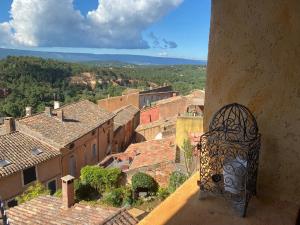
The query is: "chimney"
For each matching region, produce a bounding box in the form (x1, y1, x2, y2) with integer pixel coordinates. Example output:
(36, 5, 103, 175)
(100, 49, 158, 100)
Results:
(54, 101, 60, 109)
(57, 109, 64, 121)
(45, 107, 52, 117)
(25, 106, 32, 117)
(61, 175, 75, 208)
(4, 117, 15, 134)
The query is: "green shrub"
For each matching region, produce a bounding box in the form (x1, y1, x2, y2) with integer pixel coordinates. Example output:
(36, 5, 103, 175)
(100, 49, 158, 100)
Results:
(168, 171, 188, 193)
(80, 166, 122, 192)
(74, 179, 98, 201)
(131, 172, 158, 194)
(101, 167, 122, 190)
(157, 187, 170, 200)
(17, 182, 50, 204)
(102, 186, 133, 207)
(103, 188, 124, 207)
(53, 189, 62, 197)
(122, 186, 134, 206)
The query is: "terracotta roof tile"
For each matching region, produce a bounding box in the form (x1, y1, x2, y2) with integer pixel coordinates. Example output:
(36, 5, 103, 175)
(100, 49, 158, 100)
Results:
(17, 100, 114, 148)
(7, 195, 138, 225)
(113, 105, 139, 132)
(101, 137, 176, 171)
(0, 132, 60, 178)
(135, 117, 177, 131)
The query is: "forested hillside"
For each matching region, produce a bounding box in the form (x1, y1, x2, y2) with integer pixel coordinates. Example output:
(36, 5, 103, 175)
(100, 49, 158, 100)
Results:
(0, 56, 206, 117)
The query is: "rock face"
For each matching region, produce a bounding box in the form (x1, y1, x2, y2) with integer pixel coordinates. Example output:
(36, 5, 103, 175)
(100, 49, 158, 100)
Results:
(69, 72, 97, 89)
(205, 0, 300, 204)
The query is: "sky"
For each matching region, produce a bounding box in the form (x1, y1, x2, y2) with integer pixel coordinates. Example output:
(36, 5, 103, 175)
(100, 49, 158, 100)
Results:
(0, 0, 211, 60)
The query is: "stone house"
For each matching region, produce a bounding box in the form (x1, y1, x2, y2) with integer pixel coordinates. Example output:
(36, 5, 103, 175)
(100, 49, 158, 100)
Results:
(97, 85, 179, 112)
(112, 105, 140, 153)
(135, 117, 177, 142)
(139, 86, 179, 109)
(15, 100, 115, 178)
(0, 100, 116, 206)
(140, 90, 205, 125)
(0, 125, 61, 206)
(98, 92, 140, 112)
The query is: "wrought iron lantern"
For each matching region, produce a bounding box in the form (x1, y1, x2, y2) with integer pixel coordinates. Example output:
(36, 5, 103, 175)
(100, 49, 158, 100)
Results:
(198, 103, 260, 217)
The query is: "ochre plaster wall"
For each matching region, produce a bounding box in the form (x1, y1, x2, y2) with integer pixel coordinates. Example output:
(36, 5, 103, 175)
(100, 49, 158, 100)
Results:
(205, 0, 300, 204)
(175, 116, 203, 149)
(61, 119, 114, 177)
(0, 173, 22, 200)
(0, 156, 61, 201)
(97, 93, 139, 112)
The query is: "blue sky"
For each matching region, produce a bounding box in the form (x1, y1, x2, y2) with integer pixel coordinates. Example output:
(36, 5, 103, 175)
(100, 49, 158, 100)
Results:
(0, 0, 210, 60)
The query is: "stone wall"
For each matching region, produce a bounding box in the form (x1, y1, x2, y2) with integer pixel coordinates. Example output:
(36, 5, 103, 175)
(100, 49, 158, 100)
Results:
(205, 0, 300, 204)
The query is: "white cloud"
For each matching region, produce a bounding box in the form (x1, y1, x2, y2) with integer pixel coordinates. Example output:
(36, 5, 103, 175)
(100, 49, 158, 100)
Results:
(0, 0, 182, 49)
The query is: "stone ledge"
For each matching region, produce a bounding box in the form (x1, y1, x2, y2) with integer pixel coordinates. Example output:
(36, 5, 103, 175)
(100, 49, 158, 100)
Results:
(139, 173, 299, 225)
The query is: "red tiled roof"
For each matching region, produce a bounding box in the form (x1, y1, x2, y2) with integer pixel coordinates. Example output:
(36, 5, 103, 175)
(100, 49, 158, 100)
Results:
(7, 195, 138, 225)
(125, 137, 176, 170)
(101, 137, 176, 171)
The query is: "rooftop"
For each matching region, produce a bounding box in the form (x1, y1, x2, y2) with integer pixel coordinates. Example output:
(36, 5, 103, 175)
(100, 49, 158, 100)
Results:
(0, 132, 60, 178)
(7, 195, 138, 225)
(139, 86, 173, 94)
(100, 137, 176, 170)
(124, 137, 176, 170)
(152, 95, 184, 106)
(135, 117, 177, 131)
(17, 100, 114, 148)
(113, 105, 139, 132)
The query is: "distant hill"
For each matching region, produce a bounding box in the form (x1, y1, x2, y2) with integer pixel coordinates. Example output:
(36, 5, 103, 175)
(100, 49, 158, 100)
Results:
(0, 48, 206, 65)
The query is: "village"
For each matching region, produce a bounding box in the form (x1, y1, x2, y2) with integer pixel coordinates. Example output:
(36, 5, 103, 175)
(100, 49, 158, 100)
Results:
(0, 85, 205, 224)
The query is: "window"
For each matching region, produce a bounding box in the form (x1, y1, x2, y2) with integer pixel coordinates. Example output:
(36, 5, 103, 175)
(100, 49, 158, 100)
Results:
(0, 159, 11, 168)
(92, 144, 97, 158)
(31, 147, 43, 156)
(7, 198, 18, 208)
(23, 166, 37, 185)
(47, 179, 57, 195)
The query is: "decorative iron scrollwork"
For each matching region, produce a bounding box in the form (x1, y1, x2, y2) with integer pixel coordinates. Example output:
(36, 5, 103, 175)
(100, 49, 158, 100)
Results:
(198, 103, 260, 217)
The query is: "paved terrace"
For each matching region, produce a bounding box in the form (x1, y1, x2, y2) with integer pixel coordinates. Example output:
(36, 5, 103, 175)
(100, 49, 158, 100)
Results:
(139, 173, 299, 225)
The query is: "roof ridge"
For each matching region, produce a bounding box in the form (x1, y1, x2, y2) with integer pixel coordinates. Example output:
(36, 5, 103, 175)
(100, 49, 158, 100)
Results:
(113, 104, 138, 114)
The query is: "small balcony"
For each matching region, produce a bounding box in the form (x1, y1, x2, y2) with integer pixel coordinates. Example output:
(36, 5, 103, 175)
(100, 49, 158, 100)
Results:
(139, 173, 299, 225)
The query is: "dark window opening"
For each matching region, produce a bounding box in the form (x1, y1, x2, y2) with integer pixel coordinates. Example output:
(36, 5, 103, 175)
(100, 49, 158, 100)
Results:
(23, 166, 37, 185)
(7, 199, 18, 208)
(69, 143, 75, 149)
(47, 180, 57, 195)
(92, 144, 97, 158)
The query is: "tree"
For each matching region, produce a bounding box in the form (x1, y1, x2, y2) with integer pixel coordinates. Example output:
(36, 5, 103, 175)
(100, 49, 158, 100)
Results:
(182, 138, 197, 176)
(168, 171, 188, 193)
